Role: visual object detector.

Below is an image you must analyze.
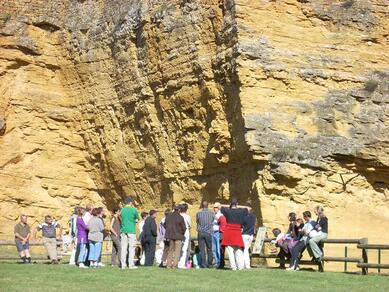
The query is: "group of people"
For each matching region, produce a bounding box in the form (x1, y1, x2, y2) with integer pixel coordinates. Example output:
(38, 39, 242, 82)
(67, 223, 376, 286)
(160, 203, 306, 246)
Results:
(14, 214, 63, 264)
(13, 197, 257, 270)
(271, 206, 329, 271)
(13, 198, 327, 272)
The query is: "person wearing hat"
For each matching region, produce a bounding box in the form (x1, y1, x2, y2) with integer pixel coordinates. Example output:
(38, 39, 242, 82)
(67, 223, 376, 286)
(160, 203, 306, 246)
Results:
(165, 205, 186, 268)
(220, 198, 248, 271)
(120, 197, 140, 269)
(212, 202, 227, 268)
(142, 210, 158, 266)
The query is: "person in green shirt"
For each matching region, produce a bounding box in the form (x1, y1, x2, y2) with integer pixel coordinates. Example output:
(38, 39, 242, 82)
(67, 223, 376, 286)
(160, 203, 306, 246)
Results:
(120, 197, 140, 269)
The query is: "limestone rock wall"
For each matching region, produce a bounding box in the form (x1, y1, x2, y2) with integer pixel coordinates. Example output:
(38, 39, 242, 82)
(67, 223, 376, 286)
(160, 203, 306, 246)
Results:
(0, 0, 388, 246)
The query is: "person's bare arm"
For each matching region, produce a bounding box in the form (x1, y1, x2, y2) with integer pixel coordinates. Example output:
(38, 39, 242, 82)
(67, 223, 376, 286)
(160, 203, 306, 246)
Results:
(15, 233, 25, 242)
(33, 228, 39, 240)
(56, 225, 63, 240)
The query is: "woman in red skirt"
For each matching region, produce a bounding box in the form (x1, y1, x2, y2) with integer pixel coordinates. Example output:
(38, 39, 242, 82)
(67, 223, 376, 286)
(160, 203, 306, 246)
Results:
(220, 199, 248, 270)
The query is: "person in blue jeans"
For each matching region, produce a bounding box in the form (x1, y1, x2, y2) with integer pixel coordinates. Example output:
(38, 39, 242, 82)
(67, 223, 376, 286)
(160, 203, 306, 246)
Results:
(212, 203, 221, 267)
(87, 207, 105, 268)
(76, 208, 89, 268)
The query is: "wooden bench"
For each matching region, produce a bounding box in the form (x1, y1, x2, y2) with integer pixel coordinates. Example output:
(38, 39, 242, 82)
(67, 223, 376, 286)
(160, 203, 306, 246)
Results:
(253, 238, 369, 274)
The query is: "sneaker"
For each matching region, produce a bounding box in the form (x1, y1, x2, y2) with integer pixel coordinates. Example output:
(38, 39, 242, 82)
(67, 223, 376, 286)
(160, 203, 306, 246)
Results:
(286, 266, 295, 271)
(97, 262, 105, 267)
(79, 263, 88, 269)
(128, 266, 138, 269)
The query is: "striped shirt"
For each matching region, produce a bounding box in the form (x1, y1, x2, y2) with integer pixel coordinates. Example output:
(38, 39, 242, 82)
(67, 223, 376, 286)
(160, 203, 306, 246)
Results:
(196, 209, 214, 234)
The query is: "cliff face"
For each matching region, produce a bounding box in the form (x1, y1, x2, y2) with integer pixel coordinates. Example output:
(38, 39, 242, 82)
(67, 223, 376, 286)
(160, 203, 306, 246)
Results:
(0, 0, 388, 243)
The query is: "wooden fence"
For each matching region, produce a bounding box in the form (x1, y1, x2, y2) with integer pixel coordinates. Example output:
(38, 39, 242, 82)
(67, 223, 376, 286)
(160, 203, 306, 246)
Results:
(1, 238, 388, 275)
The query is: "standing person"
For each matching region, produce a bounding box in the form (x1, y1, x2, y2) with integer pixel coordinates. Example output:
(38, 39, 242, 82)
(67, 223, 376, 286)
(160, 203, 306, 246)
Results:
(308, 206, 328, 263)
(212, 202, 223, 267)
(35, 215, 62, 264)
(120, 197, 140, 269)
(178, 203, 192, 269)
(212, 202, 226, 268)
(138, 211, 148, 265)
(110, 208, 121, 267)
(287, 211, 316, 271)
(14, 215, 31, 264)
(242, 203, 256, 269)
(196, 201, 214, 268)
(69, 207, 79, 265)
(83, 204, 93, 224)
(87, 208, 105, 268)
(165, 205, 186, 268)
(221, 198, 248, 271)
(142, 210, 158, 266)
(76, 208, 89, 268)
(157, 208, 171, 267)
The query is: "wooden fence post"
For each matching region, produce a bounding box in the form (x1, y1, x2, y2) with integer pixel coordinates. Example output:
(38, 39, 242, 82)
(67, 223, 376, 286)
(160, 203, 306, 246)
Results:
(360, 238, 368, 275)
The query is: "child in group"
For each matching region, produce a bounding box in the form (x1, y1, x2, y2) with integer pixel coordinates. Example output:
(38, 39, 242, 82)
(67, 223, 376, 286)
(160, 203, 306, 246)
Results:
(192, 246, 201, 269)
(87, 207, 105, 268)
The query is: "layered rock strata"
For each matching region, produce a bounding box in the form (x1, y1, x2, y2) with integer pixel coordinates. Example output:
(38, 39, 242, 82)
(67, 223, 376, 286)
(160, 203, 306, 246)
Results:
(0, 0, 388, 248)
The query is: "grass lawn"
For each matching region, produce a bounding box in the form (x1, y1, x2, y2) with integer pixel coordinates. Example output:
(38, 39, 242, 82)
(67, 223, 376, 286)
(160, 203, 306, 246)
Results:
(0, 263, 388, 292)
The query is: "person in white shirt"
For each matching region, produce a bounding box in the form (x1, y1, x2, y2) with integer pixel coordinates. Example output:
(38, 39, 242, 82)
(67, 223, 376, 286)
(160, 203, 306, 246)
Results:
(178, 203, 192, 268)
(138, 211, 148, 265)
(83, 204, 93, 224)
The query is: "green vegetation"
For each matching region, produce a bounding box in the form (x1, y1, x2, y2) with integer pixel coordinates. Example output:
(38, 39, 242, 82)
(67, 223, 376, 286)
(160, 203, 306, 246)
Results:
(364, 79, 379, 92)
(341, 0, 355, 9)
(0, 263, 388, 292)
(271, 146, 300, 162)
(0, 13, 11, 27)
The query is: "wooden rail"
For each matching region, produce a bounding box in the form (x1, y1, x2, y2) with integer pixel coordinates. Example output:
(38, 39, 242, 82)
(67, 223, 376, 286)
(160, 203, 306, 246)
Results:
(357, 243, 389, 274)
(1, 238, 388, 275)
(254, 238, 370, 274)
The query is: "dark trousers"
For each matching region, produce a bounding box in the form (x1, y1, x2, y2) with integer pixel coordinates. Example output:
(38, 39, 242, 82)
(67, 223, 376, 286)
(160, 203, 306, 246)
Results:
(198, 232, 212, 268)
(277, 248, 290, 268)
(111, 235, 121, 266)
(144, 237, 156, 266)
(290, 241, 306, 268)
(219, 233, 225, 268)
(75, 242, 81, 264)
